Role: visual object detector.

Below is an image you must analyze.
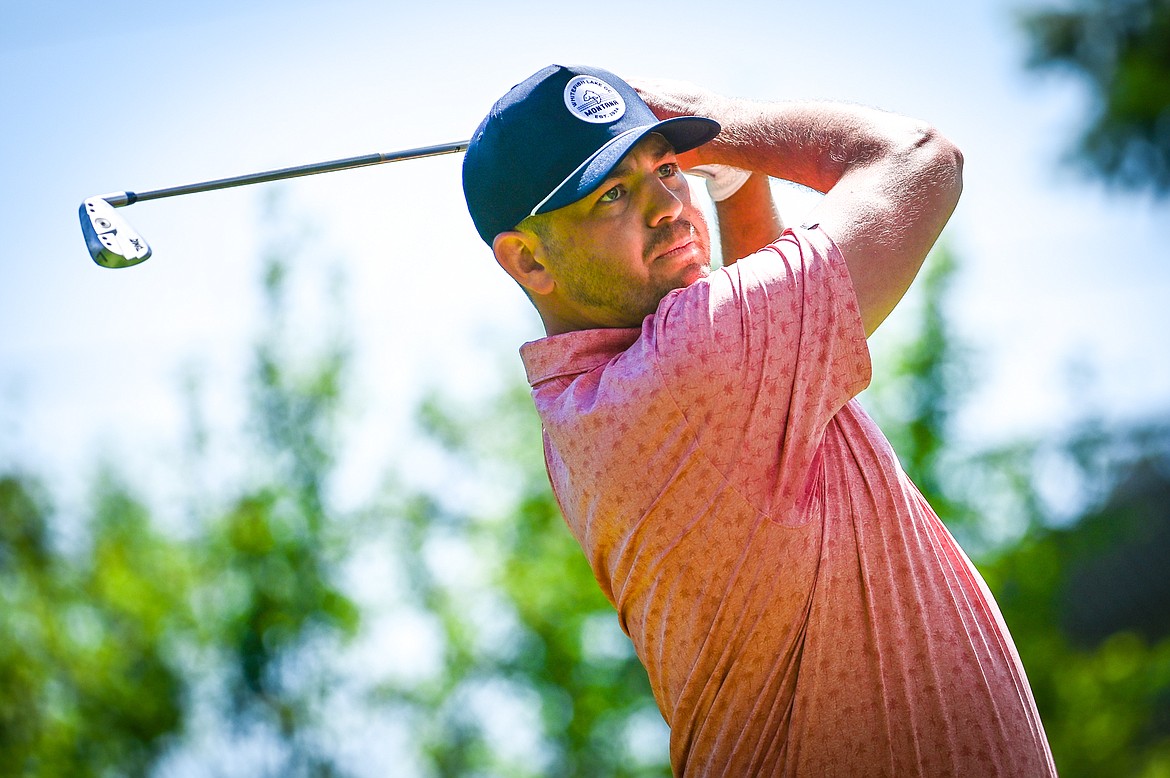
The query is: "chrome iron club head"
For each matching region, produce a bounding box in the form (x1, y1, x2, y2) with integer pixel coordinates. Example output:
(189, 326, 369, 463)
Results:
(80, 195, 152, 268)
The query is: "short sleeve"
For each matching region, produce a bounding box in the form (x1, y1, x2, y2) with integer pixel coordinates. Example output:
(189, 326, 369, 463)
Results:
(650, 225, 871, 516)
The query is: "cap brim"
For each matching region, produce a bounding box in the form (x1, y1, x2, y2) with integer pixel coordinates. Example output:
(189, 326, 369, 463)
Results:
(534, 115, 721, 215)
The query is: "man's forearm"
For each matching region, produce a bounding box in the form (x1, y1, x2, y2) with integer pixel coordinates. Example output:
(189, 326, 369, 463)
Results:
(712, 172, 784, 266)
(686, 98, 937, 194)
(636, 79, 963, 335)
(709, 99, 963, 333)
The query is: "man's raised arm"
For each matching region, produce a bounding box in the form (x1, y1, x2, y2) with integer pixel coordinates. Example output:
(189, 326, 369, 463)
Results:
(635, 79, 964, 336)
(708, 171, 785, 266)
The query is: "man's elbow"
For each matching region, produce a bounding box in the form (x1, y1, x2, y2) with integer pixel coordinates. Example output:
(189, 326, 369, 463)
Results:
(912, 123, 964, 207)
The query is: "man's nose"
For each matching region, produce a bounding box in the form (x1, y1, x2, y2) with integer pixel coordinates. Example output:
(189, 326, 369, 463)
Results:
(645, 178, 684, 227)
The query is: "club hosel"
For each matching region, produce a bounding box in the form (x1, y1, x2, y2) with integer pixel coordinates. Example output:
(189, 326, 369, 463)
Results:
(97, 191, 134, 208)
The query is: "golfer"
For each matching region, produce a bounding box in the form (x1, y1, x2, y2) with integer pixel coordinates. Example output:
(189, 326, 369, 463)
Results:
(463, 64, 1056, 776)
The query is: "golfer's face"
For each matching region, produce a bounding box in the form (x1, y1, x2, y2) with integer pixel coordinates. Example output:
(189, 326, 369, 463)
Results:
(534, 134, 712, 329)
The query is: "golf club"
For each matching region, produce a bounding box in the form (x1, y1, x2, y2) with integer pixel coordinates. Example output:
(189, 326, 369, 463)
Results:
(80, 140, 470, 269)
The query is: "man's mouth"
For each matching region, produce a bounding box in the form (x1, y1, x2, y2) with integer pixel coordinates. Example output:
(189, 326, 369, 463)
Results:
(647, 221, 697, 262)
(660, 237, 695, 258)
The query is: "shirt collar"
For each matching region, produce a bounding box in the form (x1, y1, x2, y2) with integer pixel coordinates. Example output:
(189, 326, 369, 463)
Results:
(519, 326, 642, 387)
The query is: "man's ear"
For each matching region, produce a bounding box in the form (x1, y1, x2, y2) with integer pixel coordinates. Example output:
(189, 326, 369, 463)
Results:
(493, 230, 555, 296)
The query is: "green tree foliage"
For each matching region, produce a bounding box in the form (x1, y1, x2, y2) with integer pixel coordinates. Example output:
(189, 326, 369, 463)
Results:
(0, 206, 358, 777)
(193, 231, 359, 769)
(1022, 0, 1170, 194)
(0, 471, 188, 778)
(171, 216, 360, 775)
(978, 423, 1170, 778)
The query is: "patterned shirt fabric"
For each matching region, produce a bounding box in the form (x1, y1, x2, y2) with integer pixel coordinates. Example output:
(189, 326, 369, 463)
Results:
(519, 226, 1056, 777)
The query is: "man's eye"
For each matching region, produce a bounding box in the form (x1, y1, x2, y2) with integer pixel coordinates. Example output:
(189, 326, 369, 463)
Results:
(599, 185, 624, 203)
(658, 163, 679, 178)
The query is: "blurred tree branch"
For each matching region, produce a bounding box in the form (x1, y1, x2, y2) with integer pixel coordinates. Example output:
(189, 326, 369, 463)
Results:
(1022, 0, 1170, 194)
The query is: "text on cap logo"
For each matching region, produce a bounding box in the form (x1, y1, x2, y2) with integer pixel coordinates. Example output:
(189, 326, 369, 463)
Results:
(563, 75, 626, 124)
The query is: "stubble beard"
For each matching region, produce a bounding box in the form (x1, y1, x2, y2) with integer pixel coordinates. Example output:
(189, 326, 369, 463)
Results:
(556, 218, 712, 326)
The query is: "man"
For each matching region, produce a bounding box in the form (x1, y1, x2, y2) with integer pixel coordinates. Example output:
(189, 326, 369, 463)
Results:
(462, 64, 1056, 776)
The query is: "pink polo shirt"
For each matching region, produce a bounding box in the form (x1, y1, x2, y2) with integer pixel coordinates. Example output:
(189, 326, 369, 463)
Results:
(520, 226, 1055, 777)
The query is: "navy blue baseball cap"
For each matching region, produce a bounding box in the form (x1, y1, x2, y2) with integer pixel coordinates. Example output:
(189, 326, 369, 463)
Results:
(462, 64, 721, 245)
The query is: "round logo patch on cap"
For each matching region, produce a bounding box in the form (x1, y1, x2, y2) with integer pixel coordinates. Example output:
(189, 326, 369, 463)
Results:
(563, 75, 626, 124)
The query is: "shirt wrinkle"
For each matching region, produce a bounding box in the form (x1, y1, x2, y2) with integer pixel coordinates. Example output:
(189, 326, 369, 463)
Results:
(520, 225, 1057, 777)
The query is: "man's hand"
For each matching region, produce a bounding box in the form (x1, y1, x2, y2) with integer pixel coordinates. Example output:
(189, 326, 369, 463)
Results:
(630, 77, 727, 169)
(632, 77, 783, 265)
(630, 76, 718, 119)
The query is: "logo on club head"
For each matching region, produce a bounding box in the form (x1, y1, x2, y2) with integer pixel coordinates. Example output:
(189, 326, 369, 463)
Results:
(563, 75, 625, 124)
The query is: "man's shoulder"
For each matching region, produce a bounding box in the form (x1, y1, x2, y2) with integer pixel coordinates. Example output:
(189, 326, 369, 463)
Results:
(519, 225, 846, 389)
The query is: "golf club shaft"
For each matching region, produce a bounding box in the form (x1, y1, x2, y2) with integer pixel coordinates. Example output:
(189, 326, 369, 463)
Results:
(101, 140, 470, 207)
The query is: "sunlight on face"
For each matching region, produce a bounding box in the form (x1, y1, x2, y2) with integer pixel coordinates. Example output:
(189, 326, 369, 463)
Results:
(527, 135, 712, 328)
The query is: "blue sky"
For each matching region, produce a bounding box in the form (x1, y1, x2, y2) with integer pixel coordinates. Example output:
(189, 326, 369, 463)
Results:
(2, 0, 1168, 511)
